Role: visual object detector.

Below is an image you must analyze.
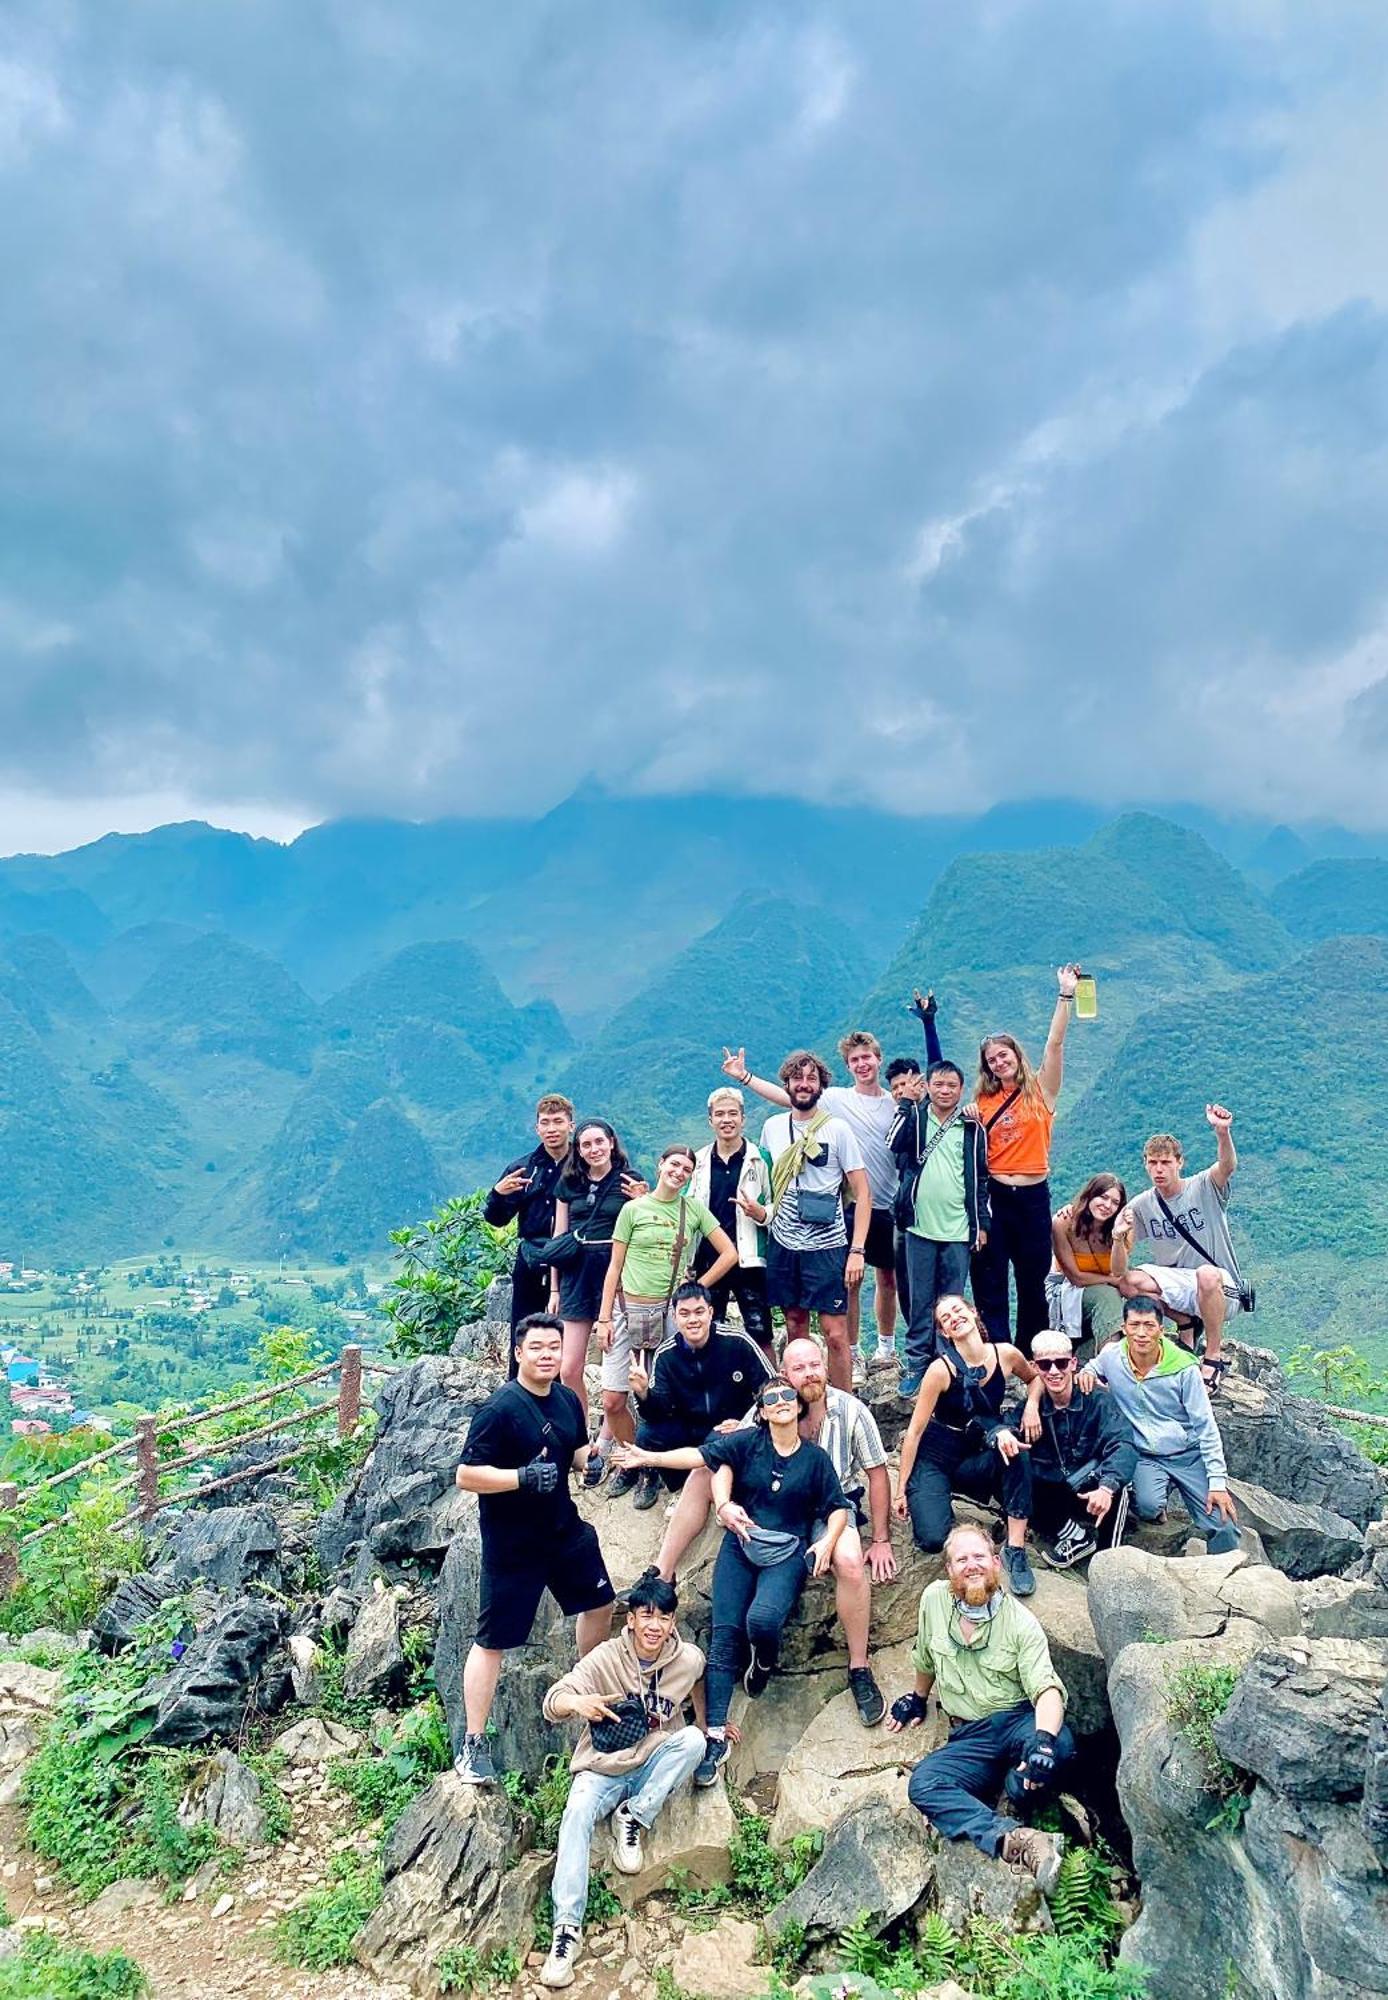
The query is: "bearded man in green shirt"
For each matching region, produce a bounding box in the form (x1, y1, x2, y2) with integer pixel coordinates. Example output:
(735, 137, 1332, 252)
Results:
(886, 1523, 1072, 1890)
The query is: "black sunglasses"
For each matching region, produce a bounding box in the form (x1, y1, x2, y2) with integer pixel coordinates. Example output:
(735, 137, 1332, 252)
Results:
(1035, 1356, 1073, 1373)
(761, 1387, 799, 1407)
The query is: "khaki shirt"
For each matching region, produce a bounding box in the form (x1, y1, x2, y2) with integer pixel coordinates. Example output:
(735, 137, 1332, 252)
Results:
(910, 1580, 1066, 1722)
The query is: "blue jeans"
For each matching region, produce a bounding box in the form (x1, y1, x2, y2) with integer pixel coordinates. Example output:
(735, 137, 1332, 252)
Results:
(550, 1726, 705, 1926)
(903, 1235, 972, 1373)
(1133, 1444, 1239, 1554)
(907, 1701, 1075, 1855)
(706, 1531, 808, 1727)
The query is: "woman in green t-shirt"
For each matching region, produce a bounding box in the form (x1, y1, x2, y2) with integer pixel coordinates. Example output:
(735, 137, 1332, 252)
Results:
(594, 1145, 738, 1495)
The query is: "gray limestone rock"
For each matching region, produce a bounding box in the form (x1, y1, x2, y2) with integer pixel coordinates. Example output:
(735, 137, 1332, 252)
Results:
(1213, 1637, 1388, 1800)
(765, 1800, 933, 1943)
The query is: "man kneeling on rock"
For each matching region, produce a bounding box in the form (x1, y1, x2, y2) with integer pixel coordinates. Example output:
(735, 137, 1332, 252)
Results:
(538, 1573, 708, 1988)
(887, 1523, 1073, 1891)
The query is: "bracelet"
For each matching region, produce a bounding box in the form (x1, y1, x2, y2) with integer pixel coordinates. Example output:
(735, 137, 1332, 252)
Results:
(869, 1537, 890, 1548)
(738, 1071, 752, 1085)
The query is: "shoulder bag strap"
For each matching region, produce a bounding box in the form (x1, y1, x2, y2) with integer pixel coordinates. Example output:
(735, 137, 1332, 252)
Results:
(665, 1197, 689, 1307)
(982, 1088, 1022, 1134)
(1155, 1191, 1236, 1275)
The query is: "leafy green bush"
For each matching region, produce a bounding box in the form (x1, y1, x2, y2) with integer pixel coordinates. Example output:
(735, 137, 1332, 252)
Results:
(329, 1695, 453, 1848)
(1, 1476, 146, 1635)
(728, 1804, 820, 1909)
(0, 1932, 147, 1999)
(384, 1194, 514, 1358)
(501, 1756, 574, 1848)
(274, 1855, 381, 1969)
(435, 1943, 521, 1994)
(1164, 1662, 1252, 1819)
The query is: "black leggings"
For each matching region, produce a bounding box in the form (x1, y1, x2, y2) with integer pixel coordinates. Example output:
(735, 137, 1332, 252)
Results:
(705, 1532, 808, 1727)
(971, 1179, 1052, 1353)
(905, 1424, 1033, 1551)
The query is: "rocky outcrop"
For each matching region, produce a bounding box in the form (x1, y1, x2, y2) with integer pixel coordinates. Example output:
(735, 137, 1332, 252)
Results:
(178, 1749, 270, 1847)
(148, 1597, 287, 1747)
(343, 1582, 406, 1703)
(1215, 1362, 1385, 1530)
(356, 1775, 548, 1979)
(1092, 1546, 1388, 2000)
(157, 1504, 283, 1596)
(766, 1800, 934, 1944)
(1225, 1478, 1365, 1579)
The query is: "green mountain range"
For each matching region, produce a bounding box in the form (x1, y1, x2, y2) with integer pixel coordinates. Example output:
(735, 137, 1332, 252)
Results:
(0, 801, 1384, 1371)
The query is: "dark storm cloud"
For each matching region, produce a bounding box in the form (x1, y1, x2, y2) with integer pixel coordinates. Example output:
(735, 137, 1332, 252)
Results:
(2, 0, 1387, 835)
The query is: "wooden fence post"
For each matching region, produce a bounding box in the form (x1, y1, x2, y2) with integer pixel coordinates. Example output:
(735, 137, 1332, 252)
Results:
(0, 1482, 18, 1601)
(338, 1346, 363, 1439)
(134, 1417, 160, 1522)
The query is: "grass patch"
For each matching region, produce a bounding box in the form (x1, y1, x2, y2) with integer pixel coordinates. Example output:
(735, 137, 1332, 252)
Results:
(434, 1943, 521, 1993)
(1164, 1662, 1253, 1826)
(0, 1932, 147, 1999)
(274, 1855, 382, 1970)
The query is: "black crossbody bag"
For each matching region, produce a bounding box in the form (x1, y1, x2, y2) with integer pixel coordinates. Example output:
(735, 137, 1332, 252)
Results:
(1155, 1194, 1256, 1314)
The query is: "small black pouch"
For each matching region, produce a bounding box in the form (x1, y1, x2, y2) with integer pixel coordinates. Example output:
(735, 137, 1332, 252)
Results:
(589, 1694, 651, 1755)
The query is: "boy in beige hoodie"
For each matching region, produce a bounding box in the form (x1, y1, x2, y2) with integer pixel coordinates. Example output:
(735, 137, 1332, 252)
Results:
(539, 1575, 706, 1987)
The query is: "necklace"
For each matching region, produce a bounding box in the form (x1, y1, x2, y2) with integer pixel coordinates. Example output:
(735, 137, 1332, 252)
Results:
(768, 1436, 800, 1493)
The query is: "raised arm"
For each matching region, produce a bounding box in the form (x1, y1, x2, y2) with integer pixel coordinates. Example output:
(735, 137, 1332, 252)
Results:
(721, 1047, 791, 1108)
(1206, 1103, 1238, 1190)
(910, 989, 944, 1067)
(1036, 965, 1080, 1107)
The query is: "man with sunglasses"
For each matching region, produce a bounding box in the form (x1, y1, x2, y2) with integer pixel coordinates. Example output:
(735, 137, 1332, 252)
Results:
(1020, 1331, 1136, 1568)
(886, 1522, 1071, 1892)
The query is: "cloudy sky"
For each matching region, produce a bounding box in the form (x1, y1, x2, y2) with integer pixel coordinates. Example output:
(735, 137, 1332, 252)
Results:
(4, 0, 1388, 852)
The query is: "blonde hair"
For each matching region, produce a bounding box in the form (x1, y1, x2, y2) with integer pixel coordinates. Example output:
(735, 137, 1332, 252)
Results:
(707, 1087, 745, 1113)
(943, 1523, 995, 1564)
(838, 1030, 881, 1061)
(1143, 1133, 1184, 1163)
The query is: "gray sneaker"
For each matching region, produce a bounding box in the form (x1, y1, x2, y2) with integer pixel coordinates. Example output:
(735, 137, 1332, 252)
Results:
(453, 1733, 496, 1785)
(1002, 1544, 1037, 1597)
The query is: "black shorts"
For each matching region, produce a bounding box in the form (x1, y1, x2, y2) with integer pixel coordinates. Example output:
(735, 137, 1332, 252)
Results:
(475, 1520, 616, 1651)
(765, 1238, 848, 1315)
(557, 1243, 609, 1322)
(843, 1204, 897, 1273)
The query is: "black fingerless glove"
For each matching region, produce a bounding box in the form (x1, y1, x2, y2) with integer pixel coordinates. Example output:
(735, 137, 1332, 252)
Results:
(517, 1456, 559, 1494)
(891, 1691, 928, 1727)
(1025, 1729, 1058, 1783)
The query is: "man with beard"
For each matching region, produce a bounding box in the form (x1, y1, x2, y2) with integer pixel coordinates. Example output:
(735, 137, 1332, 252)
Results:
(886, 1523, 1072, 1891)
(754, 1050, 870, 1390)
(780, 1335, 894, 1724)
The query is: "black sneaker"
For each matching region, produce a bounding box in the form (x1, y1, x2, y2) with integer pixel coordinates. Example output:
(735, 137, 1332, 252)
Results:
(743, 1648, 772, 1699)
(1002, 1544, 1037, 1597)
(1044, 1519, 1097, 1570)
(693, 1734, 730, 1787)
(607, 1463, 640, 1501)
(848, 1665, 887, 1727)
(453, 1733, 496, 1785)
(582, 1448, 608, 1489)
(632, 1469, 662, 1511)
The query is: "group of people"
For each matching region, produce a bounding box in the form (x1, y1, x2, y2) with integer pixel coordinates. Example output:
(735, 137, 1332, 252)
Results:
(457, 974, 1256, 1987)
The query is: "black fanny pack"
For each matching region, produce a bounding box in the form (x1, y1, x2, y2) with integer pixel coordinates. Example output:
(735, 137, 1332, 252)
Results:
(589, 1694, 652, 1755)
(796, 1187, 839, 1226)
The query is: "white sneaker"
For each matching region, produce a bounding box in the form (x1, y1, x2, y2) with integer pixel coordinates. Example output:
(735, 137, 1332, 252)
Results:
(851, 1352, 867, 1389)
(867, 1348, 898, 1373)
(610, 1800, 644, 1873)
(541, 1924, 583, 1988)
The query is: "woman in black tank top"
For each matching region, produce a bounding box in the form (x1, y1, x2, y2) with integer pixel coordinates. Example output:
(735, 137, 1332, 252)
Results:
(893, 1296, 1040, 1593)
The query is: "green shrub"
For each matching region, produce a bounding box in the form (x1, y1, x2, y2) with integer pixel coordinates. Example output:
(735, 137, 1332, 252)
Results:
(1164, 1662, 1252, 1816)
(0, 1932, 147, 1999)
(434, 1943, 521, 1993)
(501, 1756, 573, 1848)
(384, 1195, 514, 1358)
(1, 1477, 146, 1635)
(274, 1857, 382, 1969)
(727, 1803, 820, 1910)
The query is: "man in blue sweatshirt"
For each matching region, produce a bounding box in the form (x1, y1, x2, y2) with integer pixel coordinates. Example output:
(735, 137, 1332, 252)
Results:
(1087, 1297, 1240, 1554)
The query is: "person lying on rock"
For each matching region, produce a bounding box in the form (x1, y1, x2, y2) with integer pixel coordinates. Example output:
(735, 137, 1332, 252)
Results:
(451, 1313, 617, 1787)
(537, 1573, 709, 1989)
(615, 1332, 891, 1727)
(1014, 1329, 1136, 1568)
(887, 1521, 1072, 1892)
(623, 1281, 773, 1516)
(893, 1295, 1038, 1595)
(1055, 1296, 1240, 1555)
(615, 1372, 849, 1786)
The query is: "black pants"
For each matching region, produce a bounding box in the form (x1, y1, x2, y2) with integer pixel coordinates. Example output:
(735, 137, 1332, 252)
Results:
(698, 1256, 772, 1348)
(971, 1180, 1052, 1354)
(905, 1424, 1033, 1551)
(506, 1252, 554, 1379)
(705, 1532, 807, 1727)
(1031, 1471, 1128, 1550)
(903, 1236, 971, 1373)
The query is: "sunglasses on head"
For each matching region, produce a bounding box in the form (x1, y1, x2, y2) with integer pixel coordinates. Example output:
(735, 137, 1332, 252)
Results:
(761, 1387, 799, 1408)
(1035, 1356, 1073, 1373)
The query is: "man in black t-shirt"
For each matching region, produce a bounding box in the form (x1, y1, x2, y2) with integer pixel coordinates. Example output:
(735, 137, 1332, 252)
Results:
(453, 1314, 616, 1785)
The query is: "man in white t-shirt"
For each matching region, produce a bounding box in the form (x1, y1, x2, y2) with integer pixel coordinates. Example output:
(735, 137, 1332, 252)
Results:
(729, 1048, 868, 1389)
(723, 1031, 898, 1384)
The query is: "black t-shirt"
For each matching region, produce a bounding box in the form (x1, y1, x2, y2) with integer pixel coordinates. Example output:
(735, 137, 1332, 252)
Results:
(460, 1379, 586, 1555)
(699, 1426, 847, 1537)
(707, 1145, 746, 1235)
(556, 1166, 632, 1242)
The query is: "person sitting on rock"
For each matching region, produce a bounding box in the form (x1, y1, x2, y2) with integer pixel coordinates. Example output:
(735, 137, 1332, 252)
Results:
(1044, 1173, 1126, 1356)
(1082, 1296, 1240, 1555)
(538, 1573, 708, 1989)
(625, 1281, 773, 1514)
(451, 1314, 616, 1787)
(893, 1295, 1038, 1596)
(887, 1521, 1072, 1892)
(617, 1373, 849, 1787)
(1017, 1329, 1136, 1568)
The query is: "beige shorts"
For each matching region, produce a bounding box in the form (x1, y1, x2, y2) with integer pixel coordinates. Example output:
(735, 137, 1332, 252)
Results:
(1138, 1265, 1243, 1322)
(601, 1297, 670, 1392)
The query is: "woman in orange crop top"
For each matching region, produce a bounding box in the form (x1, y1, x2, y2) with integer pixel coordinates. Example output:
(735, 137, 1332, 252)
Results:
(1045, 1172, 1127, 1352)
(967, 964, 1079, 1353)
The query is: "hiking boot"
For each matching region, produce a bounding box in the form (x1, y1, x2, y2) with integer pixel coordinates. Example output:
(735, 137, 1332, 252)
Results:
(1002, 1544, 1037, 1597)
(582, 1447, 608, 1489)
(743, 1648, 773, 1699)
(453, 1734, 496, 1786)
(632, 1469, 662, 1511)
(851, 1351, 867, 1389)
(610, 1801, 645, 1874)
(607, 1463, 641, 1500)
(1043, 1519, 1097, 1570)
(694, 1734, 730, 1787)
(1002, 1826, 1064, 1895)
(541, 1923, 583, 1988)
(848, 1665, 887, 1727)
